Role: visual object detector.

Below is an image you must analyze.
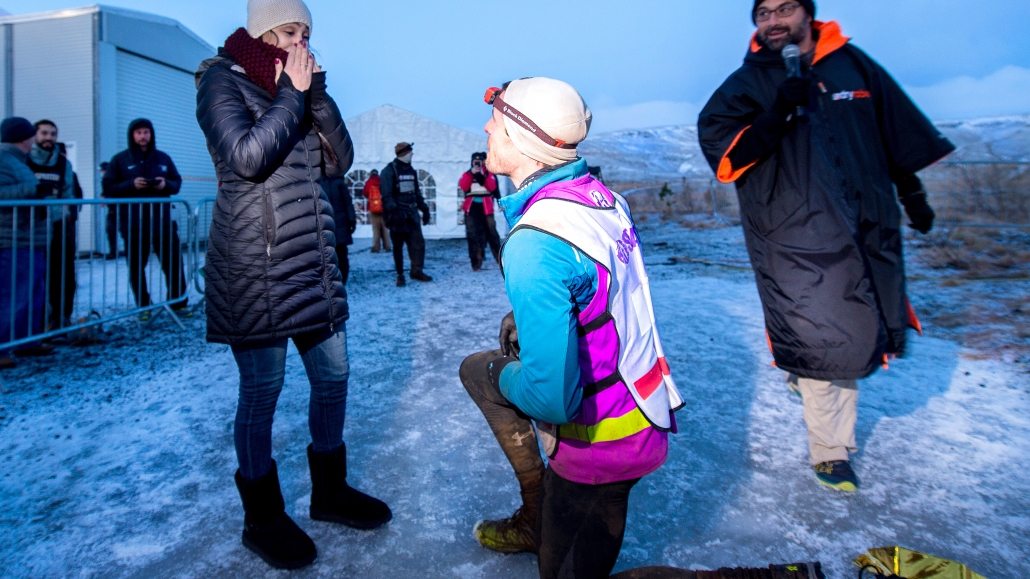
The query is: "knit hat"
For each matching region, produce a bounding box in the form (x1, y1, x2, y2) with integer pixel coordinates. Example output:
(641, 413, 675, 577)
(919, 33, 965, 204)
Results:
(1, 116, 35, 144)
(395, 142, 413, 156)
(497, 77, 591, 166)
(752, 0, 815, 24)
(247, 0, 312, 38)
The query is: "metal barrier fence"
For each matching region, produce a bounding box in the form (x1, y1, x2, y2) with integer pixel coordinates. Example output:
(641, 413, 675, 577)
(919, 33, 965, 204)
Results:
(1, 197, 198, 357)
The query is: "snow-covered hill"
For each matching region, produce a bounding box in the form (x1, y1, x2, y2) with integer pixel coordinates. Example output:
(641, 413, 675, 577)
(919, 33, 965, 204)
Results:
(580, 115, 1030, 183)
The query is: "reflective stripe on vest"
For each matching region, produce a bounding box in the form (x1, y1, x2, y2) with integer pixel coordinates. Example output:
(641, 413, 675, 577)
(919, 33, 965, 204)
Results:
(559, 405, 651, 443)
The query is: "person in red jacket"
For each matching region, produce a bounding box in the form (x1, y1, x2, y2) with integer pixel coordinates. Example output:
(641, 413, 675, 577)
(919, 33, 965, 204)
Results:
(457, 152, 501, 271)
(362, 169, 390, 252)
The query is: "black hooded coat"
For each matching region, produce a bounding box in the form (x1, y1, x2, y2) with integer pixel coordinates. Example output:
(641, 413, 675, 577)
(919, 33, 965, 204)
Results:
(195, 53, 354, 346)
(697, 22, 954, 380)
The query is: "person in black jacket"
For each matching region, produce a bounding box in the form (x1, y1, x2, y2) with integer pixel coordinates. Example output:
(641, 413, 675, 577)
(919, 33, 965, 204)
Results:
(321, 174, 357, 284)
(380, 142, 432, 286)
(698, 0, 954, 493)
(195, 0, 391, 570)
(29, 121, 81, 330)
(101, 118, 188, 315)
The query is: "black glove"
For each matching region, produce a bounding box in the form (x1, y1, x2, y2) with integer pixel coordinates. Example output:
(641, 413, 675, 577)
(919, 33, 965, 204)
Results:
(421, 209, 431, 226)
(772, 76, 811, 118)
(472, 172, 486, 186)
(498, 310, 520, 358)
(900, 191, 935, 234)
(726, 76, 811, 170)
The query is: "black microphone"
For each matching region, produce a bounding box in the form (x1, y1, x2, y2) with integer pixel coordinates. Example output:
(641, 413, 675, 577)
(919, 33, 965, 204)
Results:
(782, 43, 805, 118)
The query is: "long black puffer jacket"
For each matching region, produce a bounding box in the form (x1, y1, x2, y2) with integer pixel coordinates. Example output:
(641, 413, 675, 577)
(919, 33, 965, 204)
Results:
(196, 54, 354, 346)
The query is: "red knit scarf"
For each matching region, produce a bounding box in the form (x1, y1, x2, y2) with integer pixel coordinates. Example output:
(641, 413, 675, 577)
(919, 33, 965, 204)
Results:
(222, 27, 289, 95)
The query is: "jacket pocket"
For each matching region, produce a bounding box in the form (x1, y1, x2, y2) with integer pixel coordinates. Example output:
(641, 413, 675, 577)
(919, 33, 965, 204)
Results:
(262, 184, 277, 254)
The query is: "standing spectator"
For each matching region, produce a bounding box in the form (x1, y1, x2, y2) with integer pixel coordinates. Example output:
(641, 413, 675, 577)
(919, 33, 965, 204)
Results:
(697, 0, 954, 491)
(101, 118, 189, 317)
(460, 78, 683, 577)
(0, 116, 46, 369)
(380, 142, 431, 286)
(362, 169, 390, 253)
(196, 0, 391, 570)
(28, 120, 79, 329)
(321, 173, 357, 284)
(458, 151, 501, 271)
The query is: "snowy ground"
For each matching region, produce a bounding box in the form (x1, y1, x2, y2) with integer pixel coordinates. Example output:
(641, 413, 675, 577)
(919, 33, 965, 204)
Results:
(0, 216, 1027, 578)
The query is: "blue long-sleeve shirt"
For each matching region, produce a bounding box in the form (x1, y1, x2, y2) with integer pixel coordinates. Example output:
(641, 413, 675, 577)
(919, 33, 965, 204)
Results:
(496, 159, 598, 424)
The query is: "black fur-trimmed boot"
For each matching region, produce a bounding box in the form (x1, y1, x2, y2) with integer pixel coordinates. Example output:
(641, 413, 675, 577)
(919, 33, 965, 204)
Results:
(234, 461, 317, 570)
(307, 443, 393, 530)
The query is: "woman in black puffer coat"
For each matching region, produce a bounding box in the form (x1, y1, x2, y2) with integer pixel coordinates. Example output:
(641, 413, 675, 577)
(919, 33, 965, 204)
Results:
(195, 0, 390, 570)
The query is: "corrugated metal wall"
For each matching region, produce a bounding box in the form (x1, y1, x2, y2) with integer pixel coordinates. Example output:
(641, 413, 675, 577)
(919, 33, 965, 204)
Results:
(113, 49, 214, 211)
(8, 13, 94, 191)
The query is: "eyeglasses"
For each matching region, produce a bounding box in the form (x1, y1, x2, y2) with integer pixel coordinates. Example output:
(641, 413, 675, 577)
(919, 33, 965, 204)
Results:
(483, 86, 575, 149)
(755, 2, 801, 22)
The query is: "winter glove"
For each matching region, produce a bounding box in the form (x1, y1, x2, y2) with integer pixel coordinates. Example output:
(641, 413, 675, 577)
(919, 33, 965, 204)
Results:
(421, 208, 431, 226)
(900, 191, 935, 234)
(772, 76, 811, 118)
(894, 173, 934, 234)
(726, 76, 812, 171)
(498, 310, 520, 359)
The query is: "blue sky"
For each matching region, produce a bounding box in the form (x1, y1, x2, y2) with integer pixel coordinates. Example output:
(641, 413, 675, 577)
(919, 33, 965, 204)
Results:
(4, 0, 1029, 133)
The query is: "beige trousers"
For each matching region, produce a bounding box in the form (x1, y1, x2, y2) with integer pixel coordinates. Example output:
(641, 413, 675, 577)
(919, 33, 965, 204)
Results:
(788, 374, 858, 465)
(369, 213, 391, 252)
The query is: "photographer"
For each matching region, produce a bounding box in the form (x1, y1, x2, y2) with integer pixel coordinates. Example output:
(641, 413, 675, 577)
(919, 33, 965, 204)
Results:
(457, 151, 501, 271)
(101, 118, 188, 316)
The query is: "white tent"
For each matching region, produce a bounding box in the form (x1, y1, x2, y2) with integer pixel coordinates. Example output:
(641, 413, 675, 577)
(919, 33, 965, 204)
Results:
(344, 104, 511, 239)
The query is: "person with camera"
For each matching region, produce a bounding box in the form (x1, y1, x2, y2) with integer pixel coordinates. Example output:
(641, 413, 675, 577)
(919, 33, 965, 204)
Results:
(458, 151, 501, 271)
(101, 118, 188, 316)
(380, 142, 432, 286)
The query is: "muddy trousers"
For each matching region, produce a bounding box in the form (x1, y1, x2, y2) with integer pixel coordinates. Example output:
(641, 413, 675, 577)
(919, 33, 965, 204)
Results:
(460, 349, 638, 578)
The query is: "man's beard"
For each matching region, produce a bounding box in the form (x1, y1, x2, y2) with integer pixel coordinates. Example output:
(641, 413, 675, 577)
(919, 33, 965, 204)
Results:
(757, 22, 808, 52)
(38, 141, 55, 151)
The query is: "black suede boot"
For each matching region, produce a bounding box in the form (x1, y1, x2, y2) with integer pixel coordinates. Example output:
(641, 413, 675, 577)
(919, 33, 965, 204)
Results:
(307, 443, 393, 530)
(234, 461, 317, 570)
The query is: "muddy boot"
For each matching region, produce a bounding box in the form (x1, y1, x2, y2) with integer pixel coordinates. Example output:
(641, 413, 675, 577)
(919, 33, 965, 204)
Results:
(234, 461, 316, 570)
(410, 270, 433, 282)
(307, 443, 392, 530)
(473, 483, 542, 554)
(460, 350, 545, 554)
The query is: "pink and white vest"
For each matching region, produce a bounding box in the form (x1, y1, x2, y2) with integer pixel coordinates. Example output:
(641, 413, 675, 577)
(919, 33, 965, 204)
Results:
(510, 175, 684, 484)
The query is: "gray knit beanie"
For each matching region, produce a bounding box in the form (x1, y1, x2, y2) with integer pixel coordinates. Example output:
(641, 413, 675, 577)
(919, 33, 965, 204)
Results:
(247, 0, 312, 38)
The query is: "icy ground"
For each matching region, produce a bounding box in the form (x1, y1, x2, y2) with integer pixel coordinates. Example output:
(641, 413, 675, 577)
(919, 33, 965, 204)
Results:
(0, 217, 1027, 578)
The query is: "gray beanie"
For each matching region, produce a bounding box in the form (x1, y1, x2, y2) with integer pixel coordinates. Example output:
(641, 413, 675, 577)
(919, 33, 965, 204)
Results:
(247, 0, 312, 39)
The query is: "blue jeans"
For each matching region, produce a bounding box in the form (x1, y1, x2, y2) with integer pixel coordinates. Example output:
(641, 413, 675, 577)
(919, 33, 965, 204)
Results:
(0, 248, 46, 357)
(231, 330, 349, 480)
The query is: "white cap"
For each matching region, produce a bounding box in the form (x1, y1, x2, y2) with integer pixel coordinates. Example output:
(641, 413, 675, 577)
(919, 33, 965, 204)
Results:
(246, 0, 312, 39)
